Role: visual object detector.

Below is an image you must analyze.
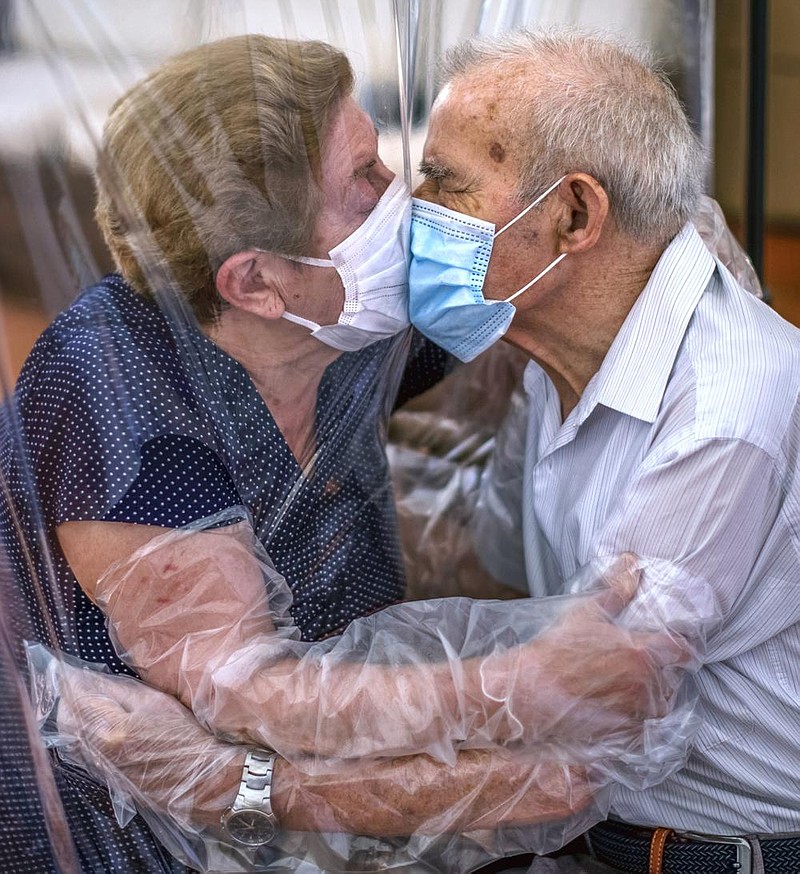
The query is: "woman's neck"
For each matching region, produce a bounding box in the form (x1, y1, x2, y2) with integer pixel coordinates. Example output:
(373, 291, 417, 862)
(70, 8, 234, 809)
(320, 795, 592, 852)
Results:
(204, 311, 340, 463)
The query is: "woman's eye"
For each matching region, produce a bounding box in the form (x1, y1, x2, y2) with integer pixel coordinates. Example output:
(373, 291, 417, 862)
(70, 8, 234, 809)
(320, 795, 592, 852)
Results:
(354, 160, 377, 180)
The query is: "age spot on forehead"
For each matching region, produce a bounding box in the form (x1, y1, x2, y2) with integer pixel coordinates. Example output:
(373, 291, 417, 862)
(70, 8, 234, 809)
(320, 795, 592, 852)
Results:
(489, 141, 506, 163)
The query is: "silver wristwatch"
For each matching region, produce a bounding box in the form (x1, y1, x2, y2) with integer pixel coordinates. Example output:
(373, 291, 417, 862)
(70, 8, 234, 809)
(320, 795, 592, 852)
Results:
(220, 749, 279, 847)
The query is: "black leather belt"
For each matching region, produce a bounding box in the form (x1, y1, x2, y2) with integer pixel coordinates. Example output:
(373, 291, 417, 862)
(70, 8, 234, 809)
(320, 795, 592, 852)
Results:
(587, 820, 800, 873)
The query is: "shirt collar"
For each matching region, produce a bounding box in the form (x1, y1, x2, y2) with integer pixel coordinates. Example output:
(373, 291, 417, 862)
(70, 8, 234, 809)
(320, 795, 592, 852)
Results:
(577, 222, 715, 425)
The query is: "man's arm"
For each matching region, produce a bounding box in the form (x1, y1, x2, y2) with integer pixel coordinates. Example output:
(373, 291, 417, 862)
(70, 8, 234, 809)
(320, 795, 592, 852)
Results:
(56, 664, 595, 837)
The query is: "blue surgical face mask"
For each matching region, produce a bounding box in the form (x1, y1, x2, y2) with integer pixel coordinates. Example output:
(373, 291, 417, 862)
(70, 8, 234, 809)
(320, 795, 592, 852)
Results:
(409, 176, 566, 362)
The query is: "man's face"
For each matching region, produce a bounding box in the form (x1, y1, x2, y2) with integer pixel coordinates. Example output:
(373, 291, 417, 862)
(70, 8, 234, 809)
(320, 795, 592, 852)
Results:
(415, 75, 561, 304)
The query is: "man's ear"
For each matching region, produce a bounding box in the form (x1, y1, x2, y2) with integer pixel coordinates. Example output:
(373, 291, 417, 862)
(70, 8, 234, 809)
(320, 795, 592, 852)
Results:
(215, 251, 288, 320)
(556, 173, 609, 253)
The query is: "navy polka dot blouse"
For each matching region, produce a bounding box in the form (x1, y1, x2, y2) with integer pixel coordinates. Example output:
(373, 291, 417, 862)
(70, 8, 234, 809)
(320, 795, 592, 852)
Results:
(0, 274, 450, 872)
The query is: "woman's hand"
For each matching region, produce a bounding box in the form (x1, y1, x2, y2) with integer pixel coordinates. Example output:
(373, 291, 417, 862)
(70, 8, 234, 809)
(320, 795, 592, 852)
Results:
(478, 555, 689, 748)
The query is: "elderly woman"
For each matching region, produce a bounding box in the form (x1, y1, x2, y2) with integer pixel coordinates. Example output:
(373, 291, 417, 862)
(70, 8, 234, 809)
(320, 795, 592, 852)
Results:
(2, 33, 445, 871)
(7, 33, 686, 873)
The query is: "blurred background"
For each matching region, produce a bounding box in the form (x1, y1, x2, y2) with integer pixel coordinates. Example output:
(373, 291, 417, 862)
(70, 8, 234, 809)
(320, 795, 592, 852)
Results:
(0, 0, 796, 388)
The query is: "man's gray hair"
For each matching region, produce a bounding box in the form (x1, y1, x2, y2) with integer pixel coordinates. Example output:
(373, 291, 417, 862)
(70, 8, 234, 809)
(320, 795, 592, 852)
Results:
(440, 28, 707, 246)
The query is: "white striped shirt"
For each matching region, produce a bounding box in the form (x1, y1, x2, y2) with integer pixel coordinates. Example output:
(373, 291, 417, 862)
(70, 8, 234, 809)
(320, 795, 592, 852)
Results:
(476, 223, 800, 833)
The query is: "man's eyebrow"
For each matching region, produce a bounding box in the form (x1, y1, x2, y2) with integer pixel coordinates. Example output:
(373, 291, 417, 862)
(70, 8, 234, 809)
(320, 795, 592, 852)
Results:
(418, 160, 455, 180)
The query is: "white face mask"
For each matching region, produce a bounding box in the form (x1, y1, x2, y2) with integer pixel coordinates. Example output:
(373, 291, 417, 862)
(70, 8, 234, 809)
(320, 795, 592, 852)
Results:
(279, 175, 411, 352)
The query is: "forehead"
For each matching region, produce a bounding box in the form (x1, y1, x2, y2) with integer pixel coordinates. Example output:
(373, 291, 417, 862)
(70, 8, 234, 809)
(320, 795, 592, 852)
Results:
(422, 76, 519, 183)
(321, 96, 378, 176)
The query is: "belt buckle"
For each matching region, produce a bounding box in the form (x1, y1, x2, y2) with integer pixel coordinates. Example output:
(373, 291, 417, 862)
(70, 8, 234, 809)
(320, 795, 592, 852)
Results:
(680, 832, 752, 873)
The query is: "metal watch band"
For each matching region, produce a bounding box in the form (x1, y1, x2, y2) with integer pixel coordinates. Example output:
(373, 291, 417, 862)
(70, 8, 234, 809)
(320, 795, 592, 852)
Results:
(233, 749, 277, 814)
(220, 748, 279, 848)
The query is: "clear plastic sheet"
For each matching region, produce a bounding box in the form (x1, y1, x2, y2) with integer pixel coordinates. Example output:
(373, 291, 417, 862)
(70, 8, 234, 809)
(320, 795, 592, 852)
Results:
(27, 540, 711, 871)
(1, 8, 442, 870)
(0, 1, 742, 872)
(693, 195, 763, 298)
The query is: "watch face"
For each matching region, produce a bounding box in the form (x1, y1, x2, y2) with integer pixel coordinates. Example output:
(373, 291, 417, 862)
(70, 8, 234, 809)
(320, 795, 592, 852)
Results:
(223, 809, 278, 847)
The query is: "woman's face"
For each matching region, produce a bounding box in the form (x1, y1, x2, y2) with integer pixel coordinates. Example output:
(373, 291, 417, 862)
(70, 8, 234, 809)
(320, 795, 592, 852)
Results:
(310, 96, 395, 258)
(282, 96, 396, 329)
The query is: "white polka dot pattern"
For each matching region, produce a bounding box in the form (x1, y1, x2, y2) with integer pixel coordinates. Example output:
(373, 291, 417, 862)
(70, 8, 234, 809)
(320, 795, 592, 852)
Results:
(0, 274, 450, 870)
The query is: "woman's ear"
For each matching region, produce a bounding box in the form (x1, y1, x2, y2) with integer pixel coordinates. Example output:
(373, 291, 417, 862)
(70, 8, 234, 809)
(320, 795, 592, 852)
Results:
(215, 251, 288, 319)
(557, 173, 609, 253)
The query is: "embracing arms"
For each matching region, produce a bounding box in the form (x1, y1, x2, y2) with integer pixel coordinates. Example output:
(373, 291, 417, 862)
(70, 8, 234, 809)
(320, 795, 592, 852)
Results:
(54, 664, 594, 836)
(58, 519, 679, 764)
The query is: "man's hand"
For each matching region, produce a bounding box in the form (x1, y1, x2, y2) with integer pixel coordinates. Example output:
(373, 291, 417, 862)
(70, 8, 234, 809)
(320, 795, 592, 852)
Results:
(56, 663, 246, 831)
(480, 556, 690, 748)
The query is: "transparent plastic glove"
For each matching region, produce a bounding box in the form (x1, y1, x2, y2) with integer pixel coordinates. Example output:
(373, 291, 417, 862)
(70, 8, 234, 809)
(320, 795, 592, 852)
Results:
(276, 749, 599, 838)
(27, 645, 260, 872)
(95, 519, 297, 703)
(477, 556, 689, 747)
(94, 523, 699, 780)
(29, 644, 611, 872)
(30, 645, 245, 832)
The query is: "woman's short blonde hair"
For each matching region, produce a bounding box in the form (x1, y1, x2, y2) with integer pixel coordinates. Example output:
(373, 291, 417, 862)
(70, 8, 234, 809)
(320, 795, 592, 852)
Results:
(95, 34, 354, 322)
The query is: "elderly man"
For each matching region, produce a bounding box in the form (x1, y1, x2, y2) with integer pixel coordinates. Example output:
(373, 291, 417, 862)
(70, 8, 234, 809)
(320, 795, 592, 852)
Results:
(408, 28, 800, 873)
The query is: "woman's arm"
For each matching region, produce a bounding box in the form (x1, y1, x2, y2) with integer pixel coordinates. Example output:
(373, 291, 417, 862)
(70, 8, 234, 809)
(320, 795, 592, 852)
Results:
(275, 750, 593, 836)
(59, 520, 681, 763)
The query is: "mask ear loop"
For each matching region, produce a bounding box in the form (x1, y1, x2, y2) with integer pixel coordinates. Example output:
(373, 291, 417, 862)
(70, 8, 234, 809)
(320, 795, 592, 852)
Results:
(492, 175, 568, 304)
(504, 252, 567, 303)
(283, 255, 336, 268)
(253, 248, 335, 269)
(281, 311, 322, 332)
(247, 249, 330, 330)
(494, 175, 566, 238)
